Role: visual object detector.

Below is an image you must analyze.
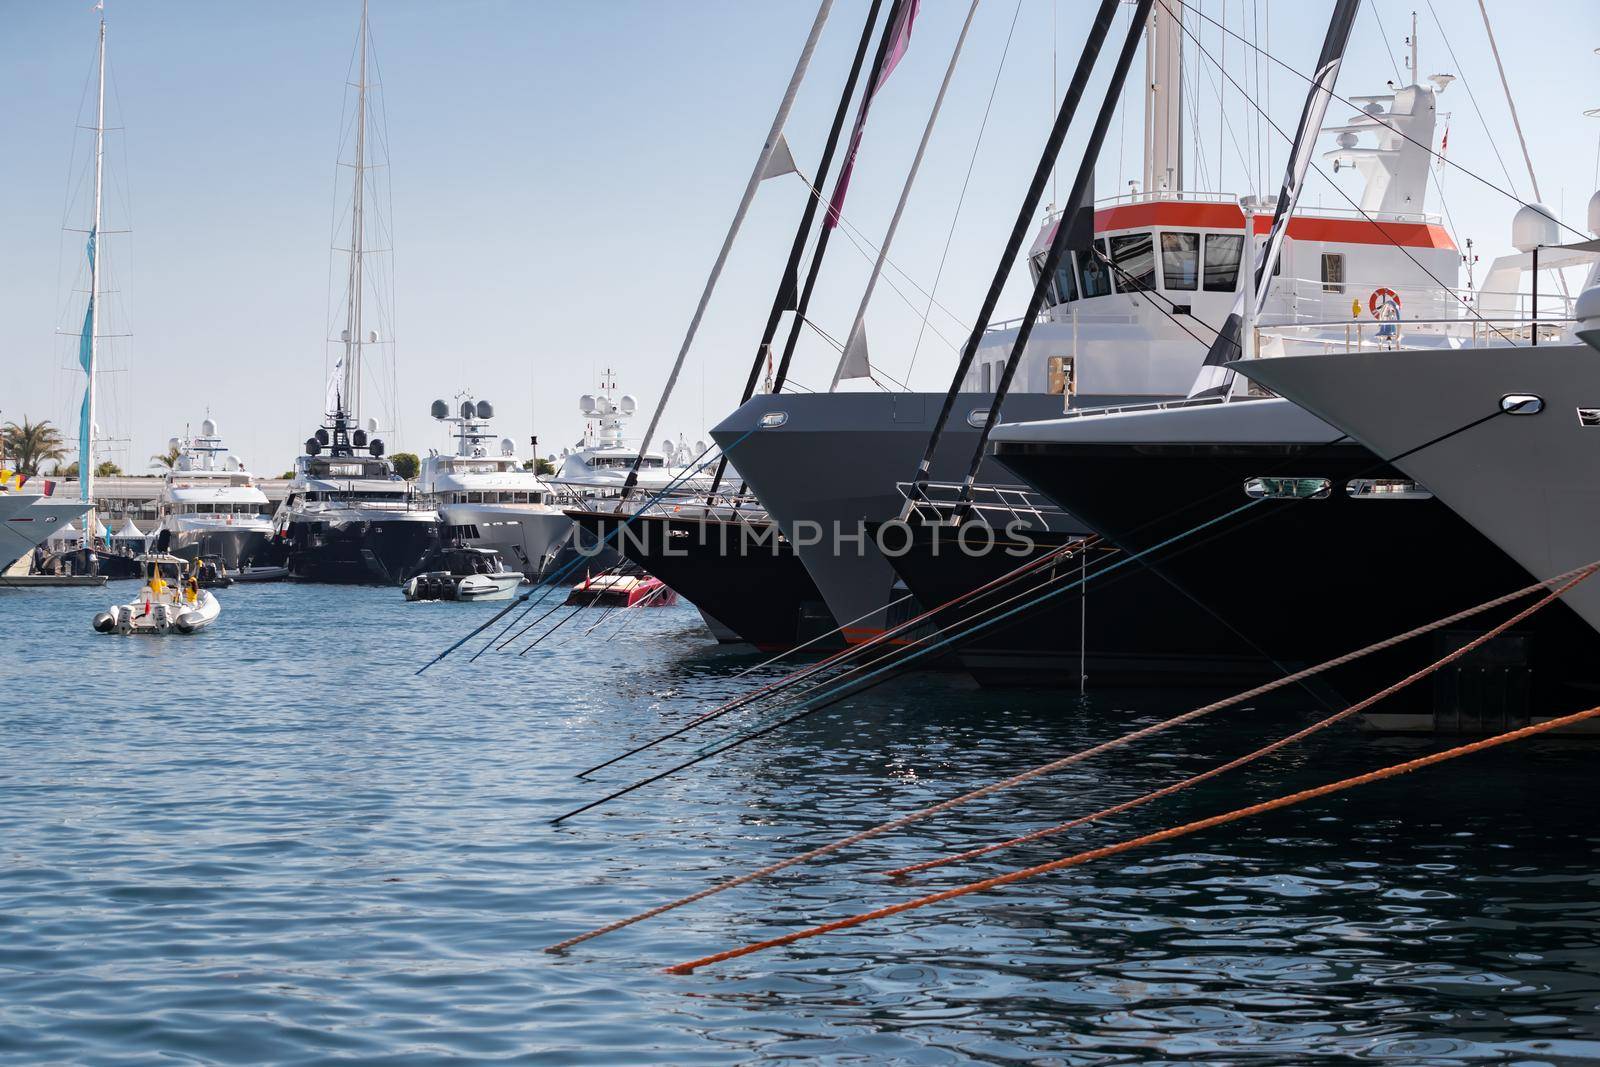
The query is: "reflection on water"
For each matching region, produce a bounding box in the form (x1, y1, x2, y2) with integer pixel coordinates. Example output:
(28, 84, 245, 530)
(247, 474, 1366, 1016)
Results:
(2, 584, 1598, 1062)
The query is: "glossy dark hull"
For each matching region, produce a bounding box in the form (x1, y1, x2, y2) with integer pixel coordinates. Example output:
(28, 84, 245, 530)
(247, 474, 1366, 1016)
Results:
(283, 516, 439, 585)
(166, 527, 274, 570)
(876, 522, 1274, 688)
(995, 438, 1600, 722)
(568, 510, 840, 652)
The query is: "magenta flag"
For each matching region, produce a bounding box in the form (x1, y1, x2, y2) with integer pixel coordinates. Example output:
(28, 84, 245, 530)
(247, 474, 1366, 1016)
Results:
(825, 0, 920, 229)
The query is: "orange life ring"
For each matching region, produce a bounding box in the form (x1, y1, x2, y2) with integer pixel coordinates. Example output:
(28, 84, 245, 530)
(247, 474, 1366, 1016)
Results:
(1368, 287, 1402, 317)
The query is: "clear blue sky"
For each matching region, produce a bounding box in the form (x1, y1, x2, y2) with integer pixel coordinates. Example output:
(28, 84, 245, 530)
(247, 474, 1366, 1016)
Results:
(0, 0, 1594, 476)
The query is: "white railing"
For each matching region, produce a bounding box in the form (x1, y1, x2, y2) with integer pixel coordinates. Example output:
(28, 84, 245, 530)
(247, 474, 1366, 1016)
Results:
(1260, 315, 1576, 352)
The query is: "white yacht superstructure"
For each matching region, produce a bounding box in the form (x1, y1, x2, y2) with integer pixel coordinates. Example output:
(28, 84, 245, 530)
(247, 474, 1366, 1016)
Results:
(419, 395, 573, 579)
(156, 419, 273, 568)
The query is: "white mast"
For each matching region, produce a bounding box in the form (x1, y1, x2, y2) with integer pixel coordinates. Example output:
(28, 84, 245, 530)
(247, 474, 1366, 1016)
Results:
(341, 0, 369, 421)
(1143, 0, 1183, 194)
(83, 12, 106, 547)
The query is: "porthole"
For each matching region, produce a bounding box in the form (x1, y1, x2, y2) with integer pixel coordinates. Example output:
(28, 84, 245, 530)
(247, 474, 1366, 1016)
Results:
(1244, 476, 1331, 500)
(1501, 393, 1544, 415)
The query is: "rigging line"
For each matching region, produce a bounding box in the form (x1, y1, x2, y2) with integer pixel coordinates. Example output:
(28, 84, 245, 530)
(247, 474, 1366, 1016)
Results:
(481, 452, 736, 655)
(1091, 248, 1221, 349)
(1179, 8, 1211, 192)
(907, 0, 1025, 381)
(1167, 6, 1523, 351)
(549, 539, 1581, 956)
(1175, 0, 1588, 243)
(888, 564, 1598, 880)
(790, 171, 973, 341)
(668, 702, 1600, 974)
(419, 432, 750, 674)
(1190, 22, 1253, 183)
(1423, 2, 1519, 204)
(553, 399, 1504, 830)
(548, 495, 1260, 829)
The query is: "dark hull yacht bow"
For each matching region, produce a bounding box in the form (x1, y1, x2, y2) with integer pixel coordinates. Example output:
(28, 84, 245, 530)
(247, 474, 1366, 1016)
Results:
(566, 510, 840, 652)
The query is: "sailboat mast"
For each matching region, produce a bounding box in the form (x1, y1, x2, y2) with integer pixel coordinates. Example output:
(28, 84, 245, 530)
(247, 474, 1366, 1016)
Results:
(83, 14, 106, 544)
(342, 0, 368, 422)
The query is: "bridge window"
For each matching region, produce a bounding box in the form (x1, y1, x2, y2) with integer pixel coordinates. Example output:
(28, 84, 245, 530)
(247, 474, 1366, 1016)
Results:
(1203, 233, 1243, 291)
(1054, 257, 1079, 304)
(1321, 252, 1345, 293)
(1078, 239, 1112, 298)
(1109, 232, 1156, 292)
(1160, 232, 1199, 291)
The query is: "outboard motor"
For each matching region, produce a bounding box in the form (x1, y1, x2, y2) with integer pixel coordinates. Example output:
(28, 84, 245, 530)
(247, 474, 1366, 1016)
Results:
(92, 611, 116, 634)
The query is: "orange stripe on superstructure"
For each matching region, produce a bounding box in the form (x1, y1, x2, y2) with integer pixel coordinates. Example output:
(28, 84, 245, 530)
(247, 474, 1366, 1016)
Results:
(1086, 201, 1455, 250)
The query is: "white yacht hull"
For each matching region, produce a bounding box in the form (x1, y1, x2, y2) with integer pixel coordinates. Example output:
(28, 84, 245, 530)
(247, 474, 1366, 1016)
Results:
(439, 502, 573, 579)
(1, 497, 88, 572)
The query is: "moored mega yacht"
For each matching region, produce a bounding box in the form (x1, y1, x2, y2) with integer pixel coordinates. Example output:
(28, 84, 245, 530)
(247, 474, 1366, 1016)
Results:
(274, 405, 438, 584)
(715, 0, 1455, 653)
(988, 102, 1600, 724)
(418, 395, 572, 579)
(1235, 200, 1600, 645)
(0, 478, 87, 576)
(275, 0, 437, 584)
(155, 419, 274, 568)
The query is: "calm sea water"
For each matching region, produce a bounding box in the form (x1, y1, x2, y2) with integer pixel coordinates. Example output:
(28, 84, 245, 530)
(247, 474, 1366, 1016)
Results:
(3, 581, 1599, 1064)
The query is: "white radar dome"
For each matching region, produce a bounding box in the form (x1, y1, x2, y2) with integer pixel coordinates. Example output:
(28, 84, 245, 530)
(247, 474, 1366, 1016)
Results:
(1588, 189, 1600, 237)
(168, 437, 180, 452)
(500, 438, 515, 456)
(579, 394, 597, 415)
(1512, 202, 1560, 253)
(201, 418, 216, 437)
(366, 418, 379, 435)
(619, 394, 637, 416)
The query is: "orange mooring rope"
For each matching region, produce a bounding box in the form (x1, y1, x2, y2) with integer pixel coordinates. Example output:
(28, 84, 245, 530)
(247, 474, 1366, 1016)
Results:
(667, 701, 1600, 974)
(542, 563, 1594, 954)
(883, 565, 1596, 878)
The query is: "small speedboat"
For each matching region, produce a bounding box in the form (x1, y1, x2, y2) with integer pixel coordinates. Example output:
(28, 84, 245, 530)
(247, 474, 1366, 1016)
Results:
(93, 553, 221, 635)
(402, 545, 524, 602)
(194, 554, 234, 588)
(564, 570, 677, 608)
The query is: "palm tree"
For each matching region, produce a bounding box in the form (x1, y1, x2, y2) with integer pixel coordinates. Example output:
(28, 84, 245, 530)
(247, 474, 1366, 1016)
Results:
(1, 417, 67, 476)
(150, 442, 181, 470)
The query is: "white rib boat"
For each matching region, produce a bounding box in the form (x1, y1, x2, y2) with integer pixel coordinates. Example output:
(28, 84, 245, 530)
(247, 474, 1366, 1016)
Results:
(92, 554, 220, 635)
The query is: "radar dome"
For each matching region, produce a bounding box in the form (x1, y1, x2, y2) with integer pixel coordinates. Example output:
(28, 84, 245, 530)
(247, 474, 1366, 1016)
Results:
(695, 440, 706, 455)
(476, 400, 494, 420)
(167, 437, 180, 452)
(1512, 202, 1560, 252)
(315, 428, 330, 446)
(500, 438, 516, 457)
(200, 418, 217, 437)
(430, 399, 449, 420)
(305, 437, 322, 456)
(369, 438, 385, 458)
(619, 394, 637, 416)
(459, 400, 477, 420)
(579, 394, 597, 415)
(366, 418, 380, 434)
(1588, 189, 1600, 237)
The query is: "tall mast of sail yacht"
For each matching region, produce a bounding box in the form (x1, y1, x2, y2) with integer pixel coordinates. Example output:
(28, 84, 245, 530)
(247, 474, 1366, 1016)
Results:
(342, 0, 369, 422)
(82, 10, 107, 548)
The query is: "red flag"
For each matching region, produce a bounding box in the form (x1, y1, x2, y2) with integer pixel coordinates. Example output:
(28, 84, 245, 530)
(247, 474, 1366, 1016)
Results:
(826, 0, 921, 229)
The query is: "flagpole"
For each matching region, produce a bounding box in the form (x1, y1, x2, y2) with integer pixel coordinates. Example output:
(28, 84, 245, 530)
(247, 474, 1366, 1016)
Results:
(621, 0, 835, 500)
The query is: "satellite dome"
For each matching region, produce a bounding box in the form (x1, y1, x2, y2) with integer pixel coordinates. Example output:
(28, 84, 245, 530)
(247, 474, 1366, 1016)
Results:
(201, 418, 217, 437)
(619, 394, 637, 416)
(459, 400, 477, 420)
(694, 440, 707, 455)
(1512, 202, 1560, 253)
(1588, 189, 1600, 237)
(366, 418, 379, 434)
(476, 400, 494, 420)
(1336, 131, 1358, 149)
(500, 437, 516, 456)
(314, 428, 330, 446)
(430, 399, 449, 420)
(167, 437, 180, 452)
(579, 394, 597, 415)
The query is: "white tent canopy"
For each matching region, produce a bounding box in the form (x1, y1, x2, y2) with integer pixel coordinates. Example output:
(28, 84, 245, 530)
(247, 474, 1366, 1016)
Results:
(48, 522, 79, 542)
(113, 518, 148, 541)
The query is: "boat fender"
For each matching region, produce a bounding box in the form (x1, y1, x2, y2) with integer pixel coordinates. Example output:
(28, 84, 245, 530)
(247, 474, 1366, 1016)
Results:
(92, 611, 116, 634)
